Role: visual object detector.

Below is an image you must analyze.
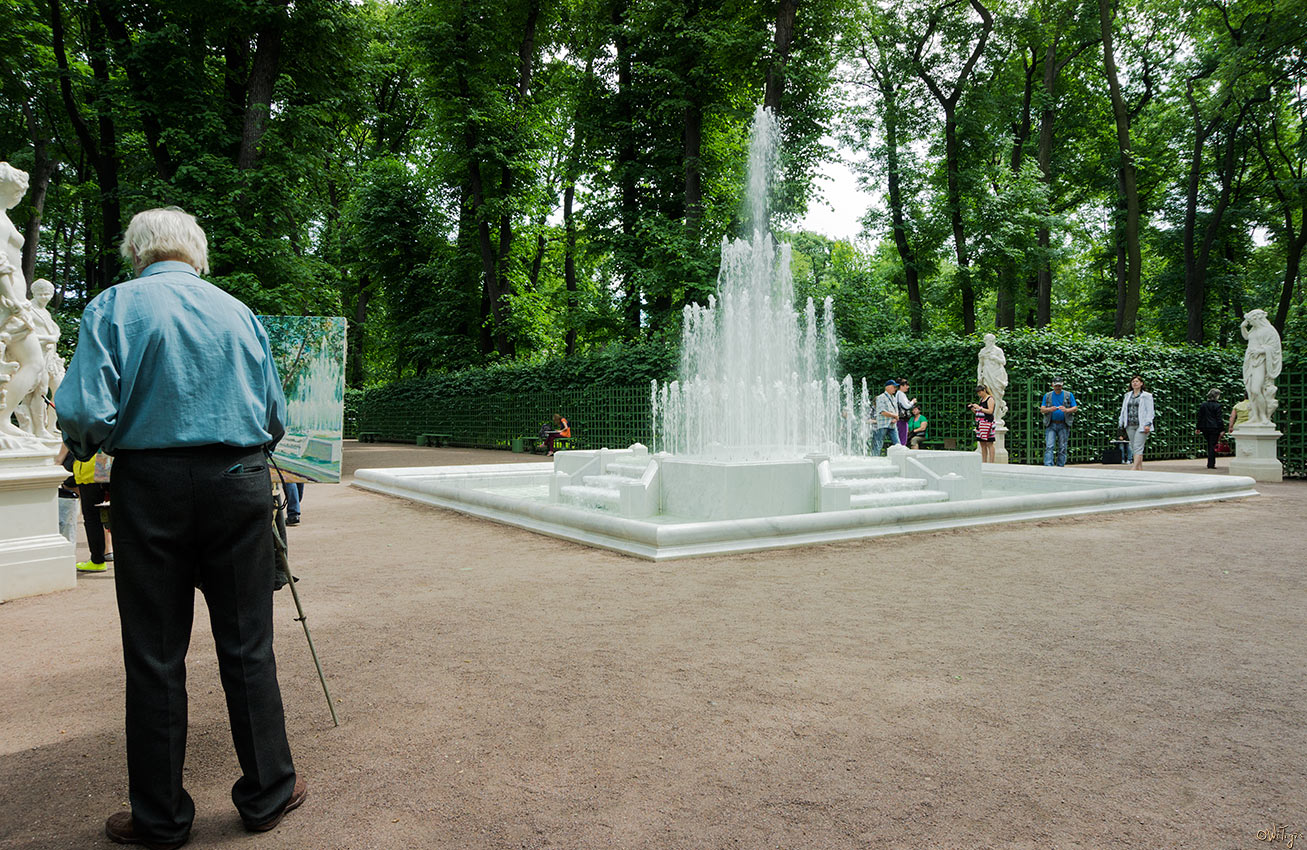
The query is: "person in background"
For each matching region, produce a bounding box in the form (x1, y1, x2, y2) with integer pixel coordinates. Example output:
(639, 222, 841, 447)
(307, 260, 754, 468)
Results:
(907, 403, 929, 449)
(71, 452, 110, 572)
(1118, 380, 1134, 464)
(1040, 379, 1078, 467)
(895, 378, 917, 447)
(55, 207, 304, 850)
(1228, 395, 1251, 434)
(1195, 388, 1225, 470)
(969, 384, 997, 463)
(1118, 374, 1155, 471)
(872, 379, 901, 456)
(283, 481, 304, 526)
(542, 412, 570, 456)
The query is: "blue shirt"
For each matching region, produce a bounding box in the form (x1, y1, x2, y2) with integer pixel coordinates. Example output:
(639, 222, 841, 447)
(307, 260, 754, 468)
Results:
(55, 261, 287, 461)
(1046, 390, 1075, 423)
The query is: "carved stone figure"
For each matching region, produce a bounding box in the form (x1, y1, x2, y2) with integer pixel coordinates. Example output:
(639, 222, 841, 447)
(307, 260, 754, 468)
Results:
(977, 333, 1008, 427)
(0, 161, 50, 449)
(28, 279, 64, 435)
(1240, 309, 1282, 427)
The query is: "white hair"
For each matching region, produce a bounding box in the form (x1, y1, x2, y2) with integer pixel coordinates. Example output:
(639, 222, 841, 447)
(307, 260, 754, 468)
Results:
(31, 278, 54, 297)
(120, 207, 210, 274)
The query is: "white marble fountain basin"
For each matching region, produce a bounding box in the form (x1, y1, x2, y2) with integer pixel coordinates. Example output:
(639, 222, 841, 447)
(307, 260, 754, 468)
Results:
(352, 445, 1258, 561)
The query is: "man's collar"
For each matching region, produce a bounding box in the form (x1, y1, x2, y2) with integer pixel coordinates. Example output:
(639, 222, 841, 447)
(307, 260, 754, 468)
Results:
(139, 260, 200, 278)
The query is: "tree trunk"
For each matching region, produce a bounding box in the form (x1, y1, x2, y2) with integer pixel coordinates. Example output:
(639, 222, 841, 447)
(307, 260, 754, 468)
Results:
(912, 0, 991, 335)
(612, 0, 640, 334)
(764, 0, 799, 111)
(1100, 0, 1141, 336)
(1275, 222, 1305, 333)
(97, 0, 176, 180)
(880, 79, 923, 335)
(18, 102, 54, 289)
(52, 0, 123, 290)
(1189, 128, 1242, 343)
(997, 50, 1037, 331)
(224, 31, 250, 136)
(528, 232, 547, 291)
(943, 111, 976, 333)
(1033, 40, 1059, 327)
(684, 97, 703, 240)
(87, 9, 122, 288)
(237, 2, 289, 171)
(563, 178, 578, 356)
(348, 281, 370, 387)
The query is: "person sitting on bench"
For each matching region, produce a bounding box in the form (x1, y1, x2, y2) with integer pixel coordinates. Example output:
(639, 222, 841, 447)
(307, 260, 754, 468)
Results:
(540, 413, 570, 456)
(907, 404, 929, 449)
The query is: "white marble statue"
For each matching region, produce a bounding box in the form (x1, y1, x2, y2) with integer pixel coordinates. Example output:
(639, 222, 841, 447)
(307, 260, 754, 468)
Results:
(977, 333, 1008, 427)
(29, 279, 63, 434)
(1240, 308, 1282, 427)
(0, 161, 51, 449)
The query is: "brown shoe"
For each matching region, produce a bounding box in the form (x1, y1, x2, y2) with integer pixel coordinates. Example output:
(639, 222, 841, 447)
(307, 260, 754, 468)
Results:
(244, 775, 307, 832)
(104, 812, 189, 849)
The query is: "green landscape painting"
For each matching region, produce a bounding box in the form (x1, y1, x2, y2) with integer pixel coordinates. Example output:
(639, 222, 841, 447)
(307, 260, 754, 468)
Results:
(260, 316, 347, 484)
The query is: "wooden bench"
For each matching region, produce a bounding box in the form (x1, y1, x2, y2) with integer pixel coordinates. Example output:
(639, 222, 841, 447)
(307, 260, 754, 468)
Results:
(916, 437, 958, 450)
(521, 435, 579, 454)
(417, 433, 452, 447)
(357, 432, 381, 443)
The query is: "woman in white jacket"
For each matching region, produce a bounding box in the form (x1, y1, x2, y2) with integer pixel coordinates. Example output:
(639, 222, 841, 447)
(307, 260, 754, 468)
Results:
(1118, 375, 1155, 470)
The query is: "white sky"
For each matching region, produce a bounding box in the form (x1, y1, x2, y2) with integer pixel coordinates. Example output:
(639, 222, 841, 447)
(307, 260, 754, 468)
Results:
(797, 140, 879, 242)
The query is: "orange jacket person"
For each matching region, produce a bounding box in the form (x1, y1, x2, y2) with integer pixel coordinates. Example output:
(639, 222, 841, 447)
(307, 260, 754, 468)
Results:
(544, 413, 570, 456)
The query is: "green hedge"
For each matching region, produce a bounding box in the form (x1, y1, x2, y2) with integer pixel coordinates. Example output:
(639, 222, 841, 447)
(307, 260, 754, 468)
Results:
(358, 343, 676, 408)
(355, 331, 1305, 476)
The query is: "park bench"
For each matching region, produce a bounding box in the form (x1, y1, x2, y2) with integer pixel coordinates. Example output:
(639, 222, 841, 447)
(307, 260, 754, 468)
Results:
(357, 431, 381, 443)
(416, 433, 452, 447)
(520, 433, 580, 454)
(917, 437, 957, 450)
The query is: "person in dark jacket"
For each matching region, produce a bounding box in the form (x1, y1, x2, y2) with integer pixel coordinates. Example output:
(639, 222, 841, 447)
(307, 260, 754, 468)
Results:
(1195, 389, 1225, 469)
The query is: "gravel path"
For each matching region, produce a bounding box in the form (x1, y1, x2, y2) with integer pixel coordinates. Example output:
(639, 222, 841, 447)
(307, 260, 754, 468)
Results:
(2, 443, 1304, 849)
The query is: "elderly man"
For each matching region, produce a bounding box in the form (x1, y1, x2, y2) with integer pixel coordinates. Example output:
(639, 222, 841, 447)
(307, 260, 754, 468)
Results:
(55, 208, 304, 849)
(872, 379, 902, 456)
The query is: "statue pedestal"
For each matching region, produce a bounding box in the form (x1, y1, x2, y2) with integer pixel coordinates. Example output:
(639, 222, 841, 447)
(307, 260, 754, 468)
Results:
(993, 426, 1009, 464)
(0, 447, 75, 602)
(1228, 425, 1282, 483)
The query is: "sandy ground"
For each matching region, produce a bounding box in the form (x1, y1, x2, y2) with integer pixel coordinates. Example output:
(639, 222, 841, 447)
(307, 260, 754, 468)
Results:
(2, 442, 1304, 849)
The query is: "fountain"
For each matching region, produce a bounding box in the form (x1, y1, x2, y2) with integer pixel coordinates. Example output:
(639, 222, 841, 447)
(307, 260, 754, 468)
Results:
(354, 107, 1258, 559)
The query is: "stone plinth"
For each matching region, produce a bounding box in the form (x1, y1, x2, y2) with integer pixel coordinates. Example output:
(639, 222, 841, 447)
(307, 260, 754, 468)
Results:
(0, 448, 76, 602)
(993, 427, 1009, 464)
(1228, 425, 1283, 483)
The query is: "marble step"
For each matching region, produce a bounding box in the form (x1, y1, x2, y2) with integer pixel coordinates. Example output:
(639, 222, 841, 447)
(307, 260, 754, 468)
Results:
(581, 473, 637, 489)
(829, 460, 898, 478)
(850, 490, 949, 510)
(838, 476, 927, 495)
(559, 484, 620, 510)
(605, 460, 652, 478)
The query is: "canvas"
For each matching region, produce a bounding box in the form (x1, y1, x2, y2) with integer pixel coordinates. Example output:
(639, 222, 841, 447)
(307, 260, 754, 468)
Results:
(259, 316, 347, 484)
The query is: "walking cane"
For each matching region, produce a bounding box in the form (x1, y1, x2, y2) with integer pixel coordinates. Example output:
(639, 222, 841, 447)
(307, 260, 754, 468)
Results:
(269, 459, 339, 727)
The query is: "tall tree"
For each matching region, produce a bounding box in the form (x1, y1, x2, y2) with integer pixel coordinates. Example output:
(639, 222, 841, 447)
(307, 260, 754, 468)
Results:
(1098, 0, 1144, 336)
(909, 0, 994, 334)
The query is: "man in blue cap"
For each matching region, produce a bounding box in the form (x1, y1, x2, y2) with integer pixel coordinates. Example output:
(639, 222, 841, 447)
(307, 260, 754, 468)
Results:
(873, 379, 902, 456)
